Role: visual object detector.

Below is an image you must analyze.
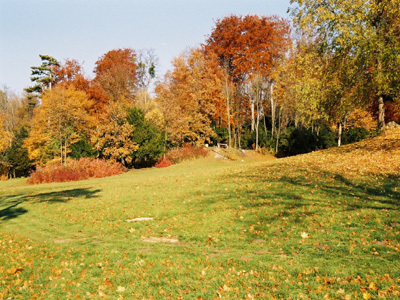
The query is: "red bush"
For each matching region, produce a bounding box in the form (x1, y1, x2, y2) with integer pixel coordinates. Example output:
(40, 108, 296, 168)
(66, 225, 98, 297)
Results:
(27, 158, 127, 184)
(155, 159, 172, 168)
(164, 144, 208, 164)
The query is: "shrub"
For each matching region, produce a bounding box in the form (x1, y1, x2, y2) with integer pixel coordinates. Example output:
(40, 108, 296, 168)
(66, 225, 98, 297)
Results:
(155, 159, 172, 168)
(342, 127, 372, 145)
(278, 126, 337, 156)
(224, 149, 240, 161)
(27, 157, 127, 184)
(164, 144, 208, 164)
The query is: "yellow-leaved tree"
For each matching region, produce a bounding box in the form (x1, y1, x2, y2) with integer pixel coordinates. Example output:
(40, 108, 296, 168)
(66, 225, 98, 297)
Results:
(91, 101, 138, 166)
(24, 86, 94, 165)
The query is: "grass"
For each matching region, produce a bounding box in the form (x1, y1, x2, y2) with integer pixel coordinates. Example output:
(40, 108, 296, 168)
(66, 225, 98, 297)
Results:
(0, 138, 399, 299)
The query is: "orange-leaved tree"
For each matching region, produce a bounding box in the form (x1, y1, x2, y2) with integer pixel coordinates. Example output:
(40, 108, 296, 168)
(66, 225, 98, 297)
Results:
(92, 48, 138, 107)
(53, 59, 90, 91)
(204, 15, 291, 148)
(156, 49, 223, 146)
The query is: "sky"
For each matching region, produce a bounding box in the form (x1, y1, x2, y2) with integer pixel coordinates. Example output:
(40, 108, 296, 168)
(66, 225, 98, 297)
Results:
(0, 0, 291, 94)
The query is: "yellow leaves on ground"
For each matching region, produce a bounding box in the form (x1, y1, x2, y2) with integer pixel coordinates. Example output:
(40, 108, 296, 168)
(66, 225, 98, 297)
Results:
(6, 266, 24, 274)
(289, 128, 400, 176)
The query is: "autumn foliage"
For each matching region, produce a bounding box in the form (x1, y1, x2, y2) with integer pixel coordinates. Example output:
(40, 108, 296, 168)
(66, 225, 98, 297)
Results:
(27, 157, 126, 184)
(205, 15, 291, 81)
(93, 48, 137, 104)
(155, 159, 172, 168)
(1, 9, 399, 181)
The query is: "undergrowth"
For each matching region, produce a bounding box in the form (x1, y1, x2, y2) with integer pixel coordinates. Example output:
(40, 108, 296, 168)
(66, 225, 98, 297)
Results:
(155, 159, 172, 168)
(27, 158, 126, 184)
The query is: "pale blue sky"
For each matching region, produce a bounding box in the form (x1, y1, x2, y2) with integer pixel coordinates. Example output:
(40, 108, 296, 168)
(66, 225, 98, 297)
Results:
(0, 0, 291, 94)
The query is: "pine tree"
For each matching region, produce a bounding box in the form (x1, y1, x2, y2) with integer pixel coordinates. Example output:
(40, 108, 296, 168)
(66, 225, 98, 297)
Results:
(25, 55, 60, 102)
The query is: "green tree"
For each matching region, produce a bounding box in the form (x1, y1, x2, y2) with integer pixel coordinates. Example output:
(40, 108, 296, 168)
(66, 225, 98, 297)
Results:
(25, 55, 60, 101)
(4, 127, 33, 178)
(126, 107, 165, 168)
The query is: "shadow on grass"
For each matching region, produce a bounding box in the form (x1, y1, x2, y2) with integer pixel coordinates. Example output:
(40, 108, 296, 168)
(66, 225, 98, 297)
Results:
(0, 188, 101, 222)
(274, 171, 400, 210)
(192, 165, 399, 231)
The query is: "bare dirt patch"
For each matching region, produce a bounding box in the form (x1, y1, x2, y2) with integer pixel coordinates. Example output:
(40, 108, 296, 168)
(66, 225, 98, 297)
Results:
(141, 236, 179, 244)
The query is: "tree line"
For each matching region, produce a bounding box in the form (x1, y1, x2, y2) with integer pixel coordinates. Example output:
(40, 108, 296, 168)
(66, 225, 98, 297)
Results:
(1, 0, 399, 179)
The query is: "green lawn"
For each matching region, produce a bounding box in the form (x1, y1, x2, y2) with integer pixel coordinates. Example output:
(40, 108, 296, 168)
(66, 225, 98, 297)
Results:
(0, 154, 399, 299)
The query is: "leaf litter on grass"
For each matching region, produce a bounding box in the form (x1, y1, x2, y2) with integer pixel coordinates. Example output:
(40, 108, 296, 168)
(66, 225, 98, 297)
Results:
(1, 130, 400, 299)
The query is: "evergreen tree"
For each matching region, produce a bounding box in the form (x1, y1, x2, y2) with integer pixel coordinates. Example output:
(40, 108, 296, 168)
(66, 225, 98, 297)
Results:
(127, 107, 165, 168)
(4, 127, 33, 178)
(25, 54, 60, 102)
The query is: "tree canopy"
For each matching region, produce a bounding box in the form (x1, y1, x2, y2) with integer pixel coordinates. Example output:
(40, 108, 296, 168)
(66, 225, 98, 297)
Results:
(2, 9, 399, 179)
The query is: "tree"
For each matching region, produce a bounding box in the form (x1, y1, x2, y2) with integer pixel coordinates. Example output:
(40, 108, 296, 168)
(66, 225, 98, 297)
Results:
(4, 127, 33, 178)
(24, 86, 94, 165)
(0, 87, 31, 178)
(91, 101, 138, 166)
(0, 114, 10, 153)
(204, 15, 291, 147)
(276, 39, 329, 129)
(156, 49, 222, 146)
(136, 49, 158, 105)
(126, 106, 164, 168)
(93, 48, 138, 104)
(53, 59, 90, 91)
(25, 55, 60, 100)
(289, 0, 400, 130)
(0, 87, 20, 147)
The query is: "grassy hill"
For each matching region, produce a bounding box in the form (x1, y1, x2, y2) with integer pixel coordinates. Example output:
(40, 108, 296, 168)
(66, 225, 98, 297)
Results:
(1, 130, 399, 299)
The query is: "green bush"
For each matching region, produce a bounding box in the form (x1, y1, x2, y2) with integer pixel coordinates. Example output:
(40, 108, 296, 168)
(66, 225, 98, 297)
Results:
(278, 125, 337, 156)
(210, 125, 229, 146)
(342, 127, 373, 145)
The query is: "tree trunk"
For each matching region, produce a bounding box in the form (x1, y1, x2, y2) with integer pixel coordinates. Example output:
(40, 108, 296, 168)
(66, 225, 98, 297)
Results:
(269, 81, 276, 138)
(378, 96, 385, 131)
(226, 78, 232, 148)
(255, 122, 259, 151)
(233, 124, 237, 148)
(64, 140, 67, 165)
(238, 128, 241, 149)
(263, 113, 268, 139)
(60, 139, 63, 165)
(338, 121, 342, 147)
(251, 99, 255, 131)
(255, 101, 260, 151)
(275, 107, 282, 154)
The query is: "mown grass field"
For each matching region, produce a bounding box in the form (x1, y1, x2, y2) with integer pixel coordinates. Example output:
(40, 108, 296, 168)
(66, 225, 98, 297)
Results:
(1, 131, 399, 299)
